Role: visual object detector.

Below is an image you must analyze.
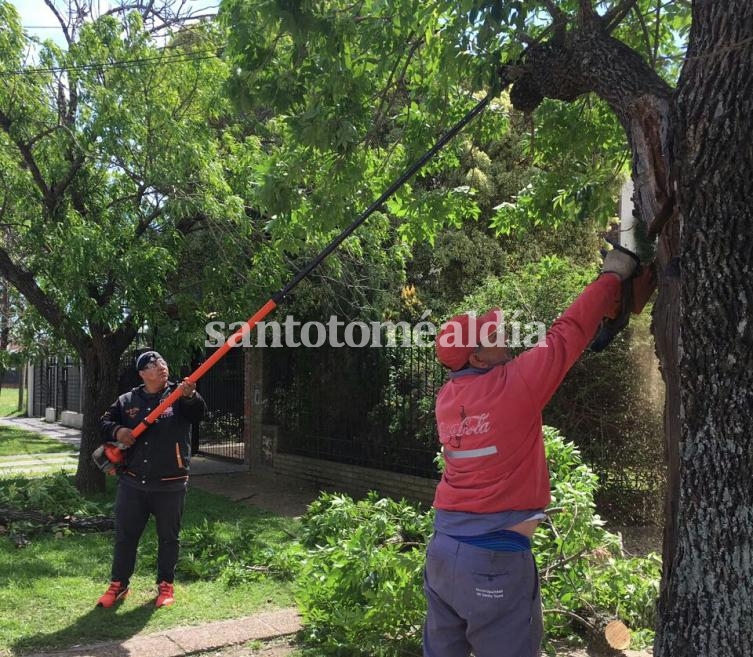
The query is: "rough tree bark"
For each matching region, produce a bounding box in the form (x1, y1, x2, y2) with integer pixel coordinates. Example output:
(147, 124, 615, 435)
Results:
(653, 3, 753, 655)
(74, 327, 137, 494)
(505, 1, 753, 654)
(0, 277, 9, 396)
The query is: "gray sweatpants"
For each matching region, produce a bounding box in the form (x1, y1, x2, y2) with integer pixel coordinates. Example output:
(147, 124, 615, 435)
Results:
(423, 532, 543, 657)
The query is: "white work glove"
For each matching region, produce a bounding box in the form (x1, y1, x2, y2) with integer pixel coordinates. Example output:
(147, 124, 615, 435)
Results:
(601, 248, 639, 281)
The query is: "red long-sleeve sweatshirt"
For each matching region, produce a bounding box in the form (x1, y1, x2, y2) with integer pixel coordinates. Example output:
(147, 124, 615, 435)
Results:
(433, 274, 622, 513)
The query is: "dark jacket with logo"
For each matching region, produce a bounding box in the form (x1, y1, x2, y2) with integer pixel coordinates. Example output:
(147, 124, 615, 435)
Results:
(99, 383, 207, 484)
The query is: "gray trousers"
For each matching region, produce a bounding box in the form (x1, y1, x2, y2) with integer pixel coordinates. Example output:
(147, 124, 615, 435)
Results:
(423, 532, 543, 657)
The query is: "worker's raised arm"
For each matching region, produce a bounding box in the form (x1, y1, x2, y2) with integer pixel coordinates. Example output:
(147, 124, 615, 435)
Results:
(511, 252, 633, 409)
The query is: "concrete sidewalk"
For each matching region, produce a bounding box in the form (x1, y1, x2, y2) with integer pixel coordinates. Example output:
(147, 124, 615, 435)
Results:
(0, 416, 250, 476)
(27, 608, 302, 657)
(0, 416, 82, 448)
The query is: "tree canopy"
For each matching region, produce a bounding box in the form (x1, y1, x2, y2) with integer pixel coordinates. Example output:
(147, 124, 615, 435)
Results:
(0, 1, 286, 491)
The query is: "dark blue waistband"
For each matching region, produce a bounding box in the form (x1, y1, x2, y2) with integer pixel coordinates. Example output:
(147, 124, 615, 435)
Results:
(448, 529, 531, 552)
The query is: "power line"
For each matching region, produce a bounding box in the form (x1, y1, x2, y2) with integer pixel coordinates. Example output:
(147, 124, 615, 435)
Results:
(0, 48, 223, 77)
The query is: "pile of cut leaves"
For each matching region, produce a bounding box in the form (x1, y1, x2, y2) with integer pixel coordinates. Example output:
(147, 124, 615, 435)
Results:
(0, 472, 114, 547)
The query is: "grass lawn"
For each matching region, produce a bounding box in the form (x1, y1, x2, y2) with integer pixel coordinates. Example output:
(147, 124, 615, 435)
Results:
(0, 387, 23, 419)
(0, 474, 301, 656)
(0, 425, 76, 458)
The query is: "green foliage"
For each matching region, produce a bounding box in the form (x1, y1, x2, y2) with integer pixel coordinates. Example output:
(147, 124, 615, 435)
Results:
(459, 254, 597, 345)
(199, 409, 244, 445)
(296, 492, 433, 656)
(0, 3, 277, 367)
(491, 99, 627, 235)
(0, 472, 111, 541)
(179, 518, 304, 585)
(294, 428, 660, 656)
(0, 472, 109, 517)
(221, 0, 691, 250)
(537, 428, 659, 641)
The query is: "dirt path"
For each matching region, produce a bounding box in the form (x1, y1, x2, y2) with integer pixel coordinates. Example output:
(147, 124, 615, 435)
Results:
(190, 469, 320, 517)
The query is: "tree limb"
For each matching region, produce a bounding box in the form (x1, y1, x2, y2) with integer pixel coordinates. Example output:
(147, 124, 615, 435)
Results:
(543, 607, 598, 633)
(0, 246, 89, 353)
(577, 0, 599, 26)
(0, 507, 114, 533)
(0, 111, 52, 208)
(542, 0, 568, 23)
(631, 3, 654, 64)
(604, 0, 638, 33)
(111, 314, 139, 355)
(43, 0, 73, 45)
(51, 152, 86, 201)
(540, 547, 590, 578)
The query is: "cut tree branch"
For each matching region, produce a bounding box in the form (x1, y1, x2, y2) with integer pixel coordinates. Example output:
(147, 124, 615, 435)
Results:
(1, 507, 114, 533)
(508, 19, 674, 232)
(43, 0, 73, 45)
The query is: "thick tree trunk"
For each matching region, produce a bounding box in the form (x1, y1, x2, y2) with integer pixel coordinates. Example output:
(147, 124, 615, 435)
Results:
(653, 3, 753, 656)
(74, 345, 125, 494)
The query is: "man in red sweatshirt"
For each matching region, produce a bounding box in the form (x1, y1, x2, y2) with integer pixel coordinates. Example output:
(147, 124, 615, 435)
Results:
(423, 249, 643, 657)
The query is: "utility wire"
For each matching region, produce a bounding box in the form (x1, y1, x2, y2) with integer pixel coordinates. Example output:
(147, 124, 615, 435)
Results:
(0, 48, 222, 77)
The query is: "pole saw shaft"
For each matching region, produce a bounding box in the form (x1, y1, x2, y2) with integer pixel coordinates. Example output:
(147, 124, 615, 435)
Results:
(131, 298, 278, 438)
(98, 91, 493, 464)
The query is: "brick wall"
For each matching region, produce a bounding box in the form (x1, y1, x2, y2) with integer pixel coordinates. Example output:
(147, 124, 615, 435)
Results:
(264, 430, 438, 507)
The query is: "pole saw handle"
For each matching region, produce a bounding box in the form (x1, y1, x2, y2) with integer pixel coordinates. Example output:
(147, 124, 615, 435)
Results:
(92, 442, 127, 476)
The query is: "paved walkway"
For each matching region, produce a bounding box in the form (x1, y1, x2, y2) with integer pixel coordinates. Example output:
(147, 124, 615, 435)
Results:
(0, 416, 82, 447)
(1, 416, 304, 657)
(27, 609, 302, 657)
(0, 416, 250, 476)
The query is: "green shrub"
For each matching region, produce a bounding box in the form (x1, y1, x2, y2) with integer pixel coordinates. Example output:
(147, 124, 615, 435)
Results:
(297, 493, 433, 656)
(295, 427, 660, 656)
(536, 428, 659, 644)
(0, 472, 110, 517)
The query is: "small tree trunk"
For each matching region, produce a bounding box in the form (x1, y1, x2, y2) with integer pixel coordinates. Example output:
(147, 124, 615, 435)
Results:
(17, 364, 25, 413)
(74, 346, 122, 494)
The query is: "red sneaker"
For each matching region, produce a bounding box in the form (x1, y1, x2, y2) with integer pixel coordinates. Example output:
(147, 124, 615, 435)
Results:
(97, 581, 129, 608)
(155, 581, 175, 607)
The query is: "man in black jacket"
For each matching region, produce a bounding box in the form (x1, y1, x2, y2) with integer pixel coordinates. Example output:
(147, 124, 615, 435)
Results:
(96, 351, 207, 608)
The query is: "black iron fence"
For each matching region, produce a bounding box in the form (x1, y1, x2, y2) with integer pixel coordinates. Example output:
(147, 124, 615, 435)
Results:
(29, 357, 92, 417)
(194, 346, 245, 462)
(29, 350, 246, 464)
(265, 343, 446, 479)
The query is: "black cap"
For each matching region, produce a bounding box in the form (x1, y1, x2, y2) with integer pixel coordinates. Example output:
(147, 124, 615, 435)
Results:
(136, 351, 164, 371)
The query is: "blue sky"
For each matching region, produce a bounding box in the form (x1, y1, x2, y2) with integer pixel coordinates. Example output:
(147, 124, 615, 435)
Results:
(10, 0, 67, 45)
(9, 1, 219, 48)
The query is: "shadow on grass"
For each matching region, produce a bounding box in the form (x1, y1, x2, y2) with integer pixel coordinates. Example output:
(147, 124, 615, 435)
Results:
(13, 600, 157, 656)
(0, 425, 77, 456)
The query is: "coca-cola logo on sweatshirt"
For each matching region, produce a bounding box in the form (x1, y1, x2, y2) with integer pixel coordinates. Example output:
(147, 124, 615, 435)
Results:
(439, 410, 491, 446)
